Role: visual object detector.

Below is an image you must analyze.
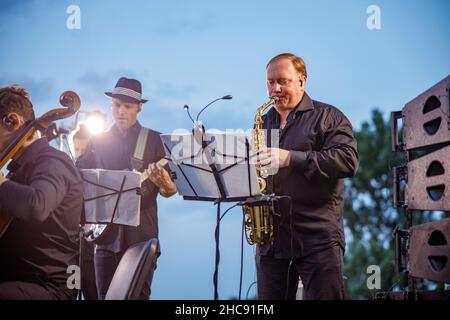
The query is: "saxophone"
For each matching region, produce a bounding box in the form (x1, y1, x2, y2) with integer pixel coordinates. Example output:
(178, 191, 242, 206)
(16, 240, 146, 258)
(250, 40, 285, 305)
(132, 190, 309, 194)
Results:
(243, 97, 277, 245)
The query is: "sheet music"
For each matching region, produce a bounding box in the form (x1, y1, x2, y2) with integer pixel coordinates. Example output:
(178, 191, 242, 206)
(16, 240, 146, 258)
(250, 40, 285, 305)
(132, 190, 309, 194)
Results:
(160, 130, 261, 200)
(81, 169, 141, 225)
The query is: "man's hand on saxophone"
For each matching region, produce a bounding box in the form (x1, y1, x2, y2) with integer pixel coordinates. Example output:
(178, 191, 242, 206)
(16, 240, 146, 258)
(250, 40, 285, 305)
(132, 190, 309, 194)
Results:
(256, 147, 291, 170)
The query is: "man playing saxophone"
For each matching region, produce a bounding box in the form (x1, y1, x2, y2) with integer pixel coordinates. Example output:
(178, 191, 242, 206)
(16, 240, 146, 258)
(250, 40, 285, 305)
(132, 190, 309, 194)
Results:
(254, 53, 359, 300)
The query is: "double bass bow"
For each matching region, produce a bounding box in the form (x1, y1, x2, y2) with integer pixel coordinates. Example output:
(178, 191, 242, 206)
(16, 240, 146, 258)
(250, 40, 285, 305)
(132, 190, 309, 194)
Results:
(0, 91, 80, 238)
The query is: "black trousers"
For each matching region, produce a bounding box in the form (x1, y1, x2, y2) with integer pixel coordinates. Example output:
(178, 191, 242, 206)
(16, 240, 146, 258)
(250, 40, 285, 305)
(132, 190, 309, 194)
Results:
(256, 245, 346, 300)
(94, 249, 155, 300)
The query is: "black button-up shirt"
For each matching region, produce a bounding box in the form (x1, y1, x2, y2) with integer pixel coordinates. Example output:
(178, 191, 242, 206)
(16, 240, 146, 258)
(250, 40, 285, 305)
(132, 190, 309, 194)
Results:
(0, 138, 83, 298)
(259, 93, 359, 258)
(76, 121, 165, 253)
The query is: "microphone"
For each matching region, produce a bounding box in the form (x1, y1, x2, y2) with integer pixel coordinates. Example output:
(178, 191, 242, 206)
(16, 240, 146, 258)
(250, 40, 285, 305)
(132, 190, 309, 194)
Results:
(195, 95, 233, 122)
(183, 104, 205, 148)
(183, 105, 195, 124)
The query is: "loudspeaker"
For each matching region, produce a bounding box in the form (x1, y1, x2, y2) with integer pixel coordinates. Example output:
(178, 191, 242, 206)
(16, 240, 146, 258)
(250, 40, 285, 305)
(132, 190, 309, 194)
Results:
(402, 75, 450, 151)
(405, 144, 450, 211)
(409, 218, 450, 283)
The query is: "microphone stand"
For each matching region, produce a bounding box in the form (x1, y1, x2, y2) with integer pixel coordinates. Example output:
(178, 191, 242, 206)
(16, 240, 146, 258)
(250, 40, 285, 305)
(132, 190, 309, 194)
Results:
(181, 95, 233, 300)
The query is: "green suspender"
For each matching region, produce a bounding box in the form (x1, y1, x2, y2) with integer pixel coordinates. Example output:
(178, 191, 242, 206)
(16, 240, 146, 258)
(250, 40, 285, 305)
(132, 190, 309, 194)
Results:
(134, 127, 149, 161)
(130, 127, 149, 171)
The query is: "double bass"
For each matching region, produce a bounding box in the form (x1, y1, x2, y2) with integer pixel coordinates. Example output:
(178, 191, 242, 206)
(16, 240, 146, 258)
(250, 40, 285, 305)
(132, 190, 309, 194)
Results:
(0, 91, 80, 238)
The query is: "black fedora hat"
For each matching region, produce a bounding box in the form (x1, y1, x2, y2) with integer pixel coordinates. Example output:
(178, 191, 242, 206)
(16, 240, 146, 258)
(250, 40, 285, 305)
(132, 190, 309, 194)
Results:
(105, 77, 148, 104)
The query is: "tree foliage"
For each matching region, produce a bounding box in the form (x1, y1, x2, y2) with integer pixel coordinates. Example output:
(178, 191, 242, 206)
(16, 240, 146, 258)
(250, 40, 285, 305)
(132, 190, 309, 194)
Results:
(343, 109, 447, 299)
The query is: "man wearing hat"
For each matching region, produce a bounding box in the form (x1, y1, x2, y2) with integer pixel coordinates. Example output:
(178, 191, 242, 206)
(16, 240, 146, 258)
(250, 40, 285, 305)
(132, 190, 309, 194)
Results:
(76, 77, 177, 299)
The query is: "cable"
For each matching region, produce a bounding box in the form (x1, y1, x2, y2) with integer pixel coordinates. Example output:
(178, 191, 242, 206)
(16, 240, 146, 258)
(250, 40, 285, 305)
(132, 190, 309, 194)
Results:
(216, 202, 244, 299)
(245, 281, 257, 300)
(63, 134, 76, 162)
(220, 203, 239, 221)
(239, 211, 245, 300)
(213, 201, 221, 300)
(252, 245, 257, 299)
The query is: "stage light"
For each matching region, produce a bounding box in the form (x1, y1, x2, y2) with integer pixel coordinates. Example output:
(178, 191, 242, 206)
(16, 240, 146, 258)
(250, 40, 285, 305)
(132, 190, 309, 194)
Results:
(85, 111, 106, 136)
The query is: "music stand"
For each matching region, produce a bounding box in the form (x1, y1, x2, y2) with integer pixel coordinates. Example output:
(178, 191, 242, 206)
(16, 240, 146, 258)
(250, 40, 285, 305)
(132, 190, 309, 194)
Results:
(160, 125, 261, 300)
(80, 169, 142, 227)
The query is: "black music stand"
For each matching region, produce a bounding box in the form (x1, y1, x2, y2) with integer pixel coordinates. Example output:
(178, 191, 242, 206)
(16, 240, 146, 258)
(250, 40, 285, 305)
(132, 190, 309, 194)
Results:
(160, 125, 261, 300)
(80, 169, 142, 227)
(76, 170, 143, 299)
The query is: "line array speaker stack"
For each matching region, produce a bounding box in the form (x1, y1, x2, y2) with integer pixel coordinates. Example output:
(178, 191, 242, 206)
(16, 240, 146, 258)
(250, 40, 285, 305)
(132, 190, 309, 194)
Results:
(377, 75, 450, 300)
